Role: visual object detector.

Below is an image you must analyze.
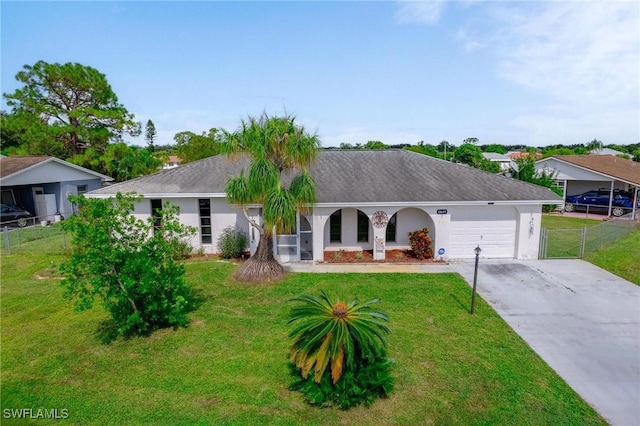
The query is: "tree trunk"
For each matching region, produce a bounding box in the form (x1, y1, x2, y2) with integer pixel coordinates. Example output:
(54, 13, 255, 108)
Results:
(233, 232, 285, 283)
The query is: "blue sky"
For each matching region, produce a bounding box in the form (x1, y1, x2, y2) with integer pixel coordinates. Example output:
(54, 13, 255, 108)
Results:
(2, 1, 639, 148)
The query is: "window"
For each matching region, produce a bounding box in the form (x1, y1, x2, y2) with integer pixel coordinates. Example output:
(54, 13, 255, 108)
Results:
(151, 199, 162, 234)
(77, 185, 88, 195)
(329, 210, 341, 243)
(1, 189, 15, 206)
(199, 199, 212, 244)
(386, 213, 397, 242)
(357, 211, 369, 243)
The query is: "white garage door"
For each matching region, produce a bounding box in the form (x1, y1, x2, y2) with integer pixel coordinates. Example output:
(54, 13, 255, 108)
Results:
(449, 207, 517, 259)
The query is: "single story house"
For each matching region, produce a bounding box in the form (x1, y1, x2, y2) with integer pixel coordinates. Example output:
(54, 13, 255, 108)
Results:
(535, 155, 640, 217)
(162, 155, 182, 170)
(482, 152, 513, 171)
(88, 149, 561, 262)
(0, 156, 113, 221)
(588, 148, 632, 159)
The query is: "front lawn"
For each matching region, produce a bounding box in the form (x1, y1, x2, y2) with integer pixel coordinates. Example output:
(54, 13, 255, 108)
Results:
(0, 237, 605, 425)
(541, 214, 599, 229)
(584, 229, 640, 285)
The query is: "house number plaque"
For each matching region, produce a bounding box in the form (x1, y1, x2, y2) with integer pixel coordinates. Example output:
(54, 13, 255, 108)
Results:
(372, 211, 389, 228)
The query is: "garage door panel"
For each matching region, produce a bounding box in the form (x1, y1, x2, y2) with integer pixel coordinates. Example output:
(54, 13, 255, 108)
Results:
(449, 208, 516, 258)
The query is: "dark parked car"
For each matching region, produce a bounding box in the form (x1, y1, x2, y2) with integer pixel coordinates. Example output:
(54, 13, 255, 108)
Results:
(0, 204, 32, 227)
(564, 189, 638, 217)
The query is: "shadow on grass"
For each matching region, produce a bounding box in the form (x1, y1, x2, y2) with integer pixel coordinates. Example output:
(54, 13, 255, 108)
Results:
(450, 293, 471, 313)
(94, 286, 206, 344)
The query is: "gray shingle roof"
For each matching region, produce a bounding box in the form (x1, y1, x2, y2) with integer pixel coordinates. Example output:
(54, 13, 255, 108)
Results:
(90, 150, 561, 203)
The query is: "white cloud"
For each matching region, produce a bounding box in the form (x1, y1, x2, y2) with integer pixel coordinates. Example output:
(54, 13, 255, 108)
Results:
(452, 1, 640, 144)
(510, 107, 640, 146)
(395, 1, 445, 25)
(495, 1, 639, 107)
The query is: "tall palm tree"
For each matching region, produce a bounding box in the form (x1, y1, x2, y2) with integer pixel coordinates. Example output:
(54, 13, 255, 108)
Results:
(225, 113, 320, 282)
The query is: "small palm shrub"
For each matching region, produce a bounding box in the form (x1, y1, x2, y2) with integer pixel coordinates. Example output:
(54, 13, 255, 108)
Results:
(288, 290, 393, 409)
(408, 227, 433, 259)
(217, 226, 248, 259)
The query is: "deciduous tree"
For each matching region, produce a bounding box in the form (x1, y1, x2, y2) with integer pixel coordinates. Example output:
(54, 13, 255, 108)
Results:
(453, 143, 483, 166)
(173, 128, 223, 163)
(61, 193, 196, 338)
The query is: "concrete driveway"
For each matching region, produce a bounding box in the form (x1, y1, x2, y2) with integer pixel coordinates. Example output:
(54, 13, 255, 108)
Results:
(452, 259, 640, 426)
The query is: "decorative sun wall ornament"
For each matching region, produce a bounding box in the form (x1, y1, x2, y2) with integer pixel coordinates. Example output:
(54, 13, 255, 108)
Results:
(372, 211, 389, 228)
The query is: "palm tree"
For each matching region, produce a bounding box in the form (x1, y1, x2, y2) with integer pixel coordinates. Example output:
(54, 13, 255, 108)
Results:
(224, 113, 320, 282)
(288, 290, 391, 384)
(586, 139, 603, 154)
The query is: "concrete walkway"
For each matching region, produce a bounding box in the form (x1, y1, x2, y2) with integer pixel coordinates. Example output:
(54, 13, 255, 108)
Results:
(284, 260, 640, 426)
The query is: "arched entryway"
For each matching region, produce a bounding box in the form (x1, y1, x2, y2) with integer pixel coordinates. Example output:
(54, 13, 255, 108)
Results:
(323, 208, 373, 250)
(385, 208, 435, 248)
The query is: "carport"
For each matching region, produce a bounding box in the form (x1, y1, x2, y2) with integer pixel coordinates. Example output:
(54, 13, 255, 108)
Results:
(536, 155, 639, 219)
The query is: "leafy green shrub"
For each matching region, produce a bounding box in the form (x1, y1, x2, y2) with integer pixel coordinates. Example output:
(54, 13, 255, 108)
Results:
(61, 193, 197, 338)
(290, 357, 393, 409)
(216, 226, 248, 259)
(408, 227, 433, 259)
(288, 290, 393, 409)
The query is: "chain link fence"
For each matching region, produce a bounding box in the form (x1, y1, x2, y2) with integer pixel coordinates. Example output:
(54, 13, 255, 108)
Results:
(1, 222, 67, 255)
(539, 214, 639, 259)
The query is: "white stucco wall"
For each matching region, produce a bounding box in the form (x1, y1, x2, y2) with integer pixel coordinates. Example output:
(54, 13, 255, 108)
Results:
(131, 197, 248, 254)
(514, 205, 543, 260)
(126, 197, 543, 260)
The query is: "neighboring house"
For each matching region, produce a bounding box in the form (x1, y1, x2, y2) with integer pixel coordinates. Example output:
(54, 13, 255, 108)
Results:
(88, 150, 560, 261)
(588, 148, 631, 159)
(506, 151, 543, 161)
(482, 152, 513, 171)
(162, 156, 182, 169)
(0, 156, 113, 221)
(535, 155, 640, 217)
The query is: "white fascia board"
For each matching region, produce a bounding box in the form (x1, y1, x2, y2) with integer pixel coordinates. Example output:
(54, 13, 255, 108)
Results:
(2, 157, 114, 183)
(312, 200, 559, 208)
(86, 192, 227, 199)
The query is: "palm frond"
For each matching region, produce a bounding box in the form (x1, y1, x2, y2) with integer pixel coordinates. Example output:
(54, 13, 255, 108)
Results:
(225, 174, 253, 205)
(289, 172, 316, 212)
(288, 291, 390, 384)
(248, 158, 279, 199)
(263, 188, 297, 234)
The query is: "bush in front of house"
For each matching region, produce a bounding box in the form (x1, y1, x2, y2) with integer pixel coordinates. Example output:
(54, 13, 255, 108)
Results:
(61, 193, 197, 338)
(408, 227, 433, 259)
(288, 290, 393, 409)
(217, 226, 248, 259)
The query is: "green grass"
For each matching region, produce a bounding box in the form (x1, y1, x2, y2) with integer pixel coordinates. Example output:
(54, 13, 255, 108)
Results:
(541, 214, 600, 229)
(584, 229, 640, 285)
(0, 236, 605, 425)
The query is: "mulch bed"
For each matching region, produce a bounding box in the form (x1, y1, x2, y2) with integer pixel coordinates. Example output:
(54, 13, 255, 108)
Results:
(323, 249, 441, 264)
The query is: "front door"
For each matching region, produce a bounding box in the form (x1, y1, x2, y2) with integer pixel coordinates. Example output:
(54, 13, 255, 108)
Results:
(299, 215, 313, 260)
(275, 213, 316, 263)
(32, 187, 46, 220)
(248, 208, 262, 256)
